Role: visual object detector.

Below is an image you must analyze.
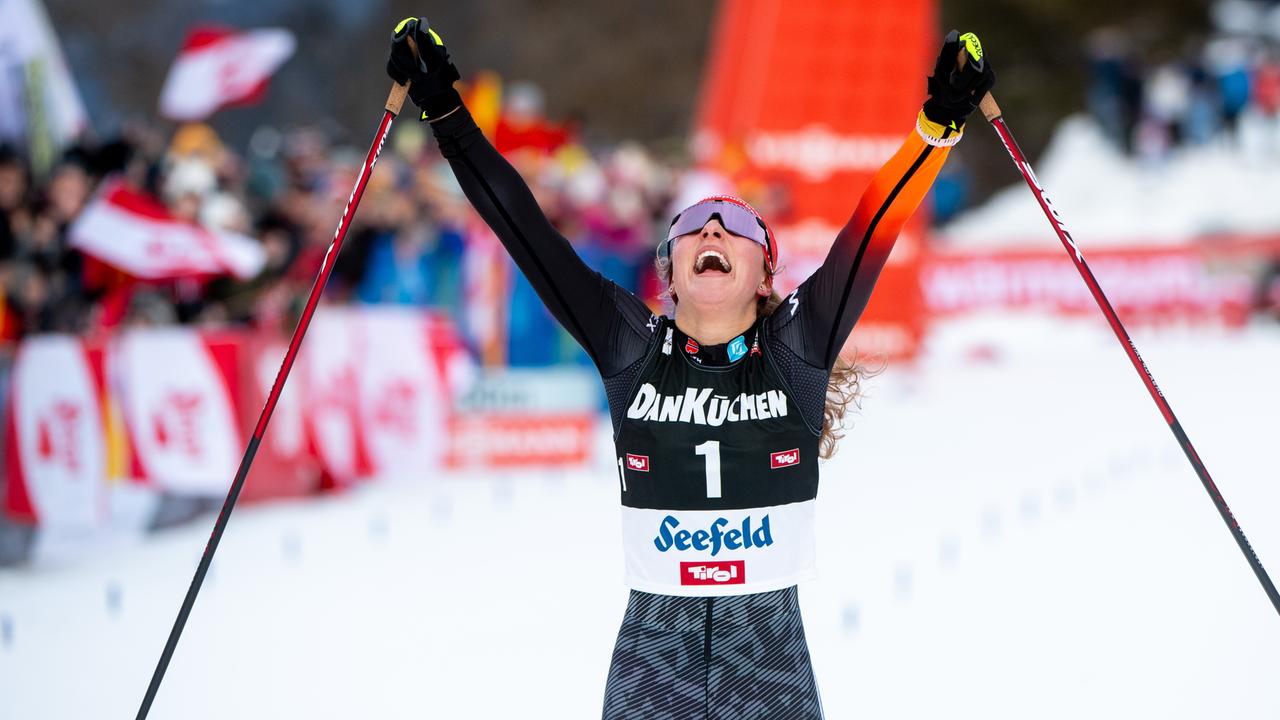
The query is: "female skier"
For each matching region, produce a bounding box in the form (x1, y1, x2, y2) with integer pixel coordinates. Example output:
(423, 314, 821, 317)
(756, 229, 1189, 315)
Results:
(387, 19, 994, 719)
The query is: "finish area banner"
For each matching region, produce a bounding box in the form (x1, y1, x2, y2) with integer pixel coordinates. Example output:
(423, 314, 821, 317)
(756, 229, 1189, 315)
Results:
(0, 308, 478, 533)
(693, 0, 936, 357)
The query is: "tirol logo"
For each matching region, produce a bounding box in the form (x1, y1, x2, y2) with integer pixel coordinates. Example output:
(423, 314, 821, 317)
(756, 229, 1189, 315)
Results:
(626, 453, 650, 472)
(36, 401, 82, 471)
(685, 337, 700, 355)
(770, 448, 800, 469)
(653, 515, 773, 557)
(371, 379, 419, 436)
(682, 560, 746, 586)
(153, 391, 204, 457)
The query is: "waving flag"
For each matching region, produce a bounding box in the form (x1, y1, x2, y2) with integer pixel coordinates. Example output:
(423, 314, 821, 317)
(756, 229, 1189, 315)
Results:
(158, 25, 295, 121)
(69, 180, 265, 280)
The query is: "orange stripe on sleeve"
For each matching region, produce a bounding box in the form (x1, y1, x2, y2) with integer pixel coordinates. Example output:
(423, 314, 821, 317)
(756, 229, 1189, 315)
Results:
(782, 115, 957, 368)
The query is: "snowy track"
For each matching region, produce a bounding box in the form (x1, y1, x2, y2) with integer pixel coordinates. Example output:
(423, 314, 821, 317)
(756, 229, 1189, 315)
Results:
(2, 316, 1278, 719)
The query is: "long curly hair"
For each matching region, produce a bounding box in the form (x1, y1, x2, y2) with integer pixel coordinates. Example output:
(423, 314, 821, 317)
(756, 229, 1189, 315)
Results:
(655, 255, 871, 459)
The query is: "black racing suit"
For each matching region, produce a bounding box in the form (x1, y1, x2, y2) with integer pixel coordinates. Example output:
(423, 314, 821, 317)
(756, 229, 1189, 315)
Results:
(430, 105, 953, 719)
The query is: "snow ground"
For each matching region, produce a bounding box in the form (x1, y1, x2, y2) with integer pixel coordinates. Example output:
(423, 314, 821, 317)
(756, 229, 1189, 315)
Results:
(2, 314, 1279, 719)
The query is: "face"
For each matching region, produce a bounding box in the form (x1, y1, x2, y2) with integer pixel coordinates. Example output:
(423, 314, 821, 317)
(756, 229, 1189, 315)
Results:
(669, 218, 770, 313)
(0, 162, 26, 210)
(47, 164, 89, 221)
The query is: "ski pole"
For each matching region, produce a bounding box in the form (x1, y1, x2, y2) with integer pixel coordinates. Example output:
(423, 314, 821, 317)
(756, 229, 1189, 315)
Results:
(972, 89, 1280, 617)
(135, 78, 414, 719)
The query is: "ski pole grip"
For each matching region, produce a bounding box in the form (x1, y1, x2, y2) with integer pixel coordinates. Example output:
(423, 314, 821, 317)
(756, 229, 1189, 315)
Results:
(955, 45, 1002, 122)
(386, 82, 409, 115)
(979, 93, 1002, 122)
(385, 32, 421, 116)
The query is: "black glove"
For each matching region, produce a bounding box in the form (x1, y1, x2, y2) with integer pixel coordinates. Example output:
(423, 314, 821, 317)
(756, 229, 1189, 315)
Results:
(386, 17, 462, 121)
(922, 30, 995, 130)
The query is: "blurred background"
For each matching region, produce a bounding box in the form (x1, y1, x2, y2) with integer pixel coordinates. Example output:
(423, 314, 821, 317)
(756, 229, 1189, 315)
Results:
(1, 0, 1278, 717)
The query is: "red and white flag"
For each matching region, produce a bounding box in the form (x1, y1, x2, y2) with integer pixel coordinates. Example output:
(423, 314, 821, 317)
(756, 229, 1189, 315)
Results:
(69, 180, 264, 280)
(158, 25, 295, 121)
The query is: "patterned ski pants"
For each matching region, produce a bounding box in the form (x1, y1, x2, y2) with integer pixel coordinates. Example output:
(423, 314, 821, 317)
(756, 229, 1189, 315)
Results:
(602, 586, 823, 719)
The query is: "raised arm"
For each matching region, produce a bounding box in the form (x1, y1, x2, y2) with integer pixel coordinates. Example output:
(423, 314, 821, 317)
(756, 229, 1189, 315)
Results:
(769, 31, 995, 369)
(429, 107, 638, 366)
(388, 18, 653, 373)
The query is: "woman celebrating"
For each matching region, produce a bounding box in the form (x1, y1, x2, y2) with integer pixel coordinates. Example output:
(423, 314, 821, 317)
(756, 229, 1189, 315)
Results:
(387, 19, 993, 720)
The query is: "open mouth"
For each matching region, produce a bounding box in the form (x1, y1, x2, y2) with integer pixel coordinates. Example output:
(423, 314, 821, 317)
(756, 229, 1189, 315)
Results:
(694, 249, 732, 275)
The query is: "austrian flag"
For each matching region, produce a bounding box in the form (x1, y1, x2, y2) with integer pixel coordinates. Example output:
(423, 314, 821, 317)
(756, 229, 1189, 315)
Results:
(69, 181, 265, 280)
(159, 25, 296, 121)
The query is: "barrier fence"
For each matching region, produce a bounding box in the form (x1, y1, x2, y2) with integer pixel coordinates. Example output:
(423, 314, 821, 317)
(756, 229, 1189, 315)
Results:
(0, 306, 600, 564)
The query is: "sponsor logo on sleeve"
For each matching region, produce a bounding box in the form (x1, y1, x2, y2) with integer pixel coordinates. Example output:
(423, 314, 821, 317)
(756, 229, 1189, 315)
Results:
(770, 448, 800, 469)
(625, 453, 650, 472)
(681, 560, 746, 585)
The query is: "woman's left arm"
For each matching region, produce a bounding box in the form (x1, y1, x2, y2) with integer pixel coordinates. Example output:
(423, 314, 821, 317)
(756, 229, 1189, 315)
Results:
(770, 31, 994, 370)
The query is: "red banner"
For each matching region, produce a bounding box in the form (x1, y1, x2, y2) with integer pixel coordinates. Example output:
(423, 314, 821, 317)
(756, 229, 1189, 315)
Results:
(446, 414, 595, 468)
(239, 332, 320, 502)
(922, 236, 1280, 325)
(4, 336, 107, 526)
(113, 328, 243, 494)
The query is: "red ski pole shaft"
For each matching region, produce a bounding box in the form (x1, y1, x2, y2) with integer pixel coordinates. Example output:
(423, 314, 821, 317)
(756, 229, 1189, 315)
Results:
(135, 80, 412, 720)
(974, 91, 1280, 617)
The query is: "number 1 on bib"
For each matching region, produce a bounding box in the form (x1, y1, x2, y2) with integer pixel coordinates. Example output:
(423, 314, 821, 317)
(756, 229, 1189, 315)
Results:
(695, 440, 722, 498)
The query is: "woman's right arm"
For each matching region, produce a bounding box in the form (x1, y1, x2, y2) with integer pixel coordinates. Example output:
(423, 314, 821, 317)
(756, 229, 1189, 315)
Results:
(429, 105, 653, 372)
(386, 17, 654, 372)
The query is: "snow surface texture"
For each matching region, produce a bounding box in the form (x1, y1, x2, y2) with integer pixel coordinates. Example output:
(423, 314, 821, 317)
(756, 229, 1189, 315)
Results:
(1, 315, 1279, 719)
(941, 114, 1280, 247)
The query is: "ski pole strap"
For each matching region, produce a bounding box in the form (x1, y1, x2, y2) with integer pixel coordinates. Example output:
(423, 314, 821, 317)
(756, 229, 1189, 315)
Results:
(915, 111, 963, 148)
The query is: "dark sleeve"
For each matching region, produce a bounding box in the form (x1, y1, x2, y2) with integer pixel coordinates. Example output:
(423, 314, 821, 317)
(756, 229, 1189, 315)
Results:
(429, 106, 654, 375)
(768, 121, 956, 370)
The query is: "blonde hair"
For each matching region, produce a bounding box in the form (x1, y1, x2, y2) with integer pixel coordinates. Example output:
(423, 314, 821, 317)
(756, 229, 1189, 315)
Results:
(655, 255, 871, 459)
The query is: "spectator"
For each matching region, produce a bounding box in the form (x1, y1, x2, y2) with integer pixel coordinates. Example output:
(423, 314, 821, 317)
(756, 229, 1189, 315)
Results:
(1086, 27, 1143, 153)
(1205, 37, 1254, 142)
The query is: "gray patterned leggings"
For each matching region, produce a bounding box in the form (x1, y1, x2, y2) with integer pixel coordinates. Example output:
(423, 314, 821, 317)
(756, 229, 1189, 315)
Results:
(602, 586, 823, 720)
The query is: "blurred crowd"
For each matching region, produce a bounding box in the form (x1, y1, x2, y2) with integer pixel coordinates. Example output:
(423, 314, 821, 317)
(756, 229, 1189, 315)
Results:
(1086, 0, 1280, 160)
(9, 15, 1280, 368)
(0, 80, 684, 367)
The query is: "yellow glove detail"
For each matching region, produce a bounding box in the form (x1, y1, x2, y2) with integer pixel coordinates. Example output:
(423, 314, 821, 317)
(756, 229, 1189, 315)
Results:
(960, 32, 983, 65)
